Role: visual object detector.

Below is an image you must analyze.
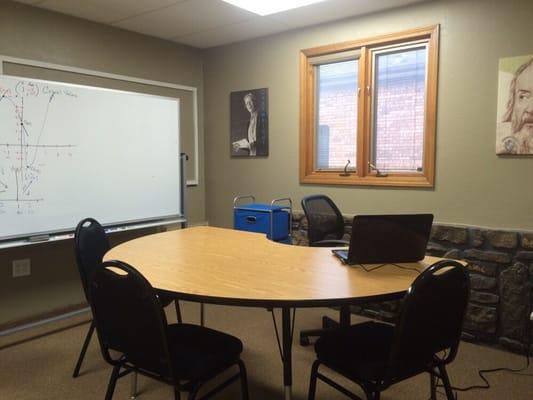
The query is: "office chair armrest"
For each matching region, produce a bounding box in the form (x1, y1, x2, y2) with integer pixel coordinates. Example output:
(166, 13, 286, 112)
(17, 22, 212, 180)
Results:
(311, 239, 349, 247)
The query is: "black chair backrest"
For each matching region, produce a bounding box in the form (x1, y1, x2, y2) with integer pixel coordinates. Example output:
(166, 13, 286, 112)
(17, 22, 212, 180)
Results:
(388, 260, 470, 379)
(74, 218, 110, 301)
(301, 195, 345, 246)
(90, 260, 173, 376)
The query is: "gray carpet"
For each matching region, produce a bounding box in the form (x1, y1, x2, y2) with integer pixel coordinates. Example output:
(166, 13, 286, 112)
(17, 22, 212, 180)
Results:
(0, 302, 531, 400)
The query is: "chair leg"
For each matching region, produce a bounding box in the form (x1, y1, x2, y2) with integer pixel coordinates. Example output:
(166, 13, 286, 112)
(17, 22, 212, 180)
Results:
(105, 364, 121, 400)
(308, 360, 320, 400)
(174, 299, 182, 324)
(73, 319, 95, 378)
(437, 364, 456, 400)
(174, 385, 181, 400)
(360, 385, 375, 400)
(188, 384, 201, 400)
(238, 359, 249, 400)
(429, 370, 437, 400)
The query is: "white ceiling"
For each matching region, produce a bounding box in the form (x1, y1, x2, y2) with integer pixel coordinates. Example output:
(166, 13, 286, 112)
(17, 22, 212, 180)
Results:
(14, 0, 429, 49)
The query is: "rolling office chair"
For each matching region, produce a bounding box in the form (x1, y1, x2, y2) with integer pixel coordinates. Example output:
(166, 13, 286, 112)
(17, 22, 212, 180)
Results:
(89, 260, 249, 400)
(72, 218, 182, 378)
(302, 194, 348, 247)
(300, 195, 349, 345)
(308, 259, 470, 400)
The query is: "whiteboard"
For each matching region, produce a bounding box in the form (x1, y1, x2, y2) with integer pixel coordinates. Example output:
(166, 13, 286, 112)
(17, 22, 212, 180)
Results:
(0, 75, 181, 241)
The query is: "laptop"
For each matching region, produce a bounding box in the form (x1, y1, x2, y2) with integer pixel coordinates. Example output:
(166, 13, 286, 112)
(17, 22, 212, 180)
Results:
(332, 214, 434, 265)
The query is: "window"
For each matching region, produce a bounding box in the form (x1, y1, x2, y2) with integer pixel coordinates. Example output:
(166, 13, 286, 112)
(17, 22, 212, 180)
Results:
(300, 26, 439, 187)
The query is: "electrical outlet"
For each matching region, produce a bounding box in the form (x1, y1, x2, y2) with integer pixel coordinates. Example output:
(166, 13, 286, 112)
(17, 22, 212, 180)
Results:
(12, 258, 31, 277)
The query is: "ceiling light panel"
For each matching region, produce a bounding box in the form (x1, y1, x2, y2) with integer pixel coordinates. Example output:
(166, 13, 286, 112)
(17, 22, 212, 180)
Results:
(221, 0, 326, 16)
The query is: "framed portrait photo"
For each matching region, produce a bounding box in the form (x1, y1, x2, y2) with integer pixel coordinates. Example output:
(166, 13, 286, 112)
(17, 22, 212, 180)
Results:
(230, 88, 268, 157)
(496, 55, 533, 155)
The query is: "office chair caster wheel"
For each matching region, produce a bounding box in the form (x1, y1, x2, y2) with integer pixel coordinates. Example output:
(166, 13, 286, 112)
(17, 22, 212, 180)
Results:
(300, 335, 310, 346)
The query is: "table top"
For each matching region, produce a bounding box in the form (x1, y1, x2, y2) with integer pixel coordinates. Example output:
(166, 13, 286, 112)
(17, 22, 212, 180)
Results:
(104, 226, 444, 307)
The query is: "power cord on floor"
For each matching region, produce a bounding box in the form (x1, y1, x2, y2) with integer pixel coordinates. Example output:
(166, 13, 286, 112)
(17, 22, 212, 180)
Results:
(431, 307, 533, 398)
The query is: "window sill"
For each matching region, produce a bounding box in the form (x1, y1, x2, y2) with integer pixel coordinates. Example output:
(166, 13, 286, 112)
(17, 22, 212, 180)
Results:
(300, 171, 434, 188)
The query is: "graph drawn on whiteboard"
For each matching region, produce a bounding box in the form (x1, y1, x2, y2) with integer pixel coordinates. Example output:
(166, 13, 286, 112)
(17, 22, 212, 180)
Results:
(0, 79, 77, 216)
(0, 73, 180, 243)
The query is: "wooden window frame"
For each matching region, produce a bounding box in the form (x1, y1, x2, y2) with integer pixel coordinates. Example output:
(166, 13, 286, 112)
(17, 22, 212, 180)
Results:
(299, 25, 439, 187)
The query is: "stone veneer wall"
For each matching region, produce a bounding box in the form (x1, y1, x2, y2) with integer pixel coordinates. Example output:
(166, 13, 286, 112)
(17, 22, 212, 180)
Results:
(291, 211, 533, 354)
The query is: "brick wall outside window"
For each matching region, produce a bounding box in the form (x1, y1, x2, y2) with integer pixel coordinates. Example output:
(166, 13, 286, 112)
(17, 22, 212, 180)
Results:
(318, 73, 425, 171)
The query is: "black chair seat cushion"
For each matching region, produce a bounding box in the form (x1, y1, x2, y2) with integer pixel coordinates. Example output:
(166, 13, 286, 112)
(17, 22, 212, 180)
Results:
(167, 323, 243, 380)
(315, 321, 394, 381)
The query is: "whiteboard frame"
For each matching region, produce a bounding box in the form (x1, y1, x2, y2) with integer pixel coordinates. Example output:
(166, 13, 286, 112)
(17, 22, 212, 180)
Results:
(0, 55, 199, 186)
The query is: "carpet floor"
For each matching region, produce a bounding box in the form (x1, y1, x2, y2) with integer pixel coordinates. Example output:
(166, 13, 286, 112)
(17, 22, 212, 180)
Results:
(0, 302, 531, 400)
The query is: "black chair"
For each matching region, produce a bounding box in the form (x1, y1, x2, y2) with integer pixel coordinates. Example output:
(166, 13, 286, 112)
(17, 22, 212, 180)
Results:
(302, 194, 349, 247)
(72, 218, 182, 378)
(72, 218, 110, 378)
(308, 259, 470, 400)
(300, 195, 349, 345)
(89, 260, 249, 400)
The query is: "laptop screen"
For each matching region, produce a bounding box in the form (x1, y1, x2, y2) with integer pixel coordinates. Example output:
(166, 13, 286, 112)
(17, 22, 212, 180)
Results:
(347, 214, 434, 264)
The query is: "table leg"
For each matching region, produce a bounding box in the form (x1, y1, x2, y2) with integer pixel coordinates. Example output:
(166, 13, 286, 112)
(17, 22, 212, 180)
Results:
(130, 371, 137, 399)
(339, 304, 351, 327)
(284, 385, 292, 400)
(282, 307, 293, 399)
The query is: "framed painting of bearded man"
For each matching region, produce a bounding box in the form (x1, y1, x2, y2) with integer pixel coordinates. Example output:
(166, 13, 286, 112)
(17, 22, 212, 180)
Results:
(496, 55, 533, 155)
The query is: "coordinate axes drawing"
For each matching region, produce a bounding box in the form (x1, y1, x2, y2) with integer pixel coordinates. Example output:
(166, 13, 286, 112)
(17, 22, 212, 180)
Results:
(0, 79, 76, 215)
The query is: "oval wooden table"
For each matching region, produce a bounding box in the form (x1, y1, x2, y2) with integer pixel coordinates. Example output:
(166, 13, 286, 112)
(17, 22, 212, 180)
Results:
(105, 226, 444, 399)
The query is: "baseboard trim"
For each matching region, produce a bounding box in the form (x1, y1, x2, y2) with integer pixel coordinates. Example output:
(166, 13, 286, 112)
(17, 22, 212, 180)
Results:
(0, 306, 90, 337)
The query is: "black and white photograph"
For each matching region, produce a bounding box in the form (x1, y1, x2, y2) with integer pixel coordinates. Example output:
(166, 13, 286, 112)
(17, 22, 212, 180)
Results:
(230, 88, 268, 157)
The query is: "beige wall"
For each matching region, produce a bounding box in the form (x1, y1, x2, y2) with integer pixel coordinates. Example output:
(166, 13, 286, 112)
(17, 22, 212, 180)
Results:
(0, 1, 205, 325)
(203, 0, 533, 231)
